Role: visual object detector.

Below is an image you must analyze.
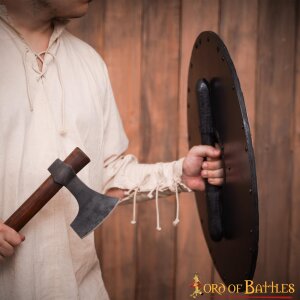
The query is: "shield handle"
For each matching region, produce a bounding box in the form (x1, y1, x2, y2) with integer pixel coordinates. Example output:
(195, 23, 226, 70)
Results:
(196, 79, 223, 242)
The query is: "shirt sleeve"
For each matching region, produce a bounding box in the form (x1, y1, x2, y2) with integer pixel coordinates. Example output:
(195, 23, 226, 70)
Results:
(100, 61, 191, 230)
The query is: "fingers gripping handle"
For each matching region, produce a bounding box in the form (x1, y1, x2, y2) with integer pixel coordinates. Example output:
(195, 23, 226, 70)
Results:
(4, 148, 90, 232)
(196, 79, 223, 242)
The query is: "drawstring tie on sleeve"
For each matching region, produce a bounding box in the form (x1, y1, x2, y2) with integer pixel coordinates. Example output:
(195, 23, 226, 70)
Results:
(130, 187, 139, 225)
(147, 166, 167, 231)
(125, 175, 151, 225)
(155, 185, 162, 231)
(127, 165, 188, 231)
(173, 182, 180, 226)
(147, 186, 163, 231)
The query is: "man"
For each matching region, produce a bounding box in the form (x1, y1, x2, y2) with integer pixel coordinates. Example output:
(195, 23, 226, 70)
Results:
(0, 0, 224, 299)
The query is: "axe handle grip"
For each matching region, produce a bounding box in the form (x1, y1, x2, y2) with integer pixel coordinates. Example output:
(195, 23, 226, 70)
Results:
(196, 79, 223, 242)
(4, 147, 90, 232)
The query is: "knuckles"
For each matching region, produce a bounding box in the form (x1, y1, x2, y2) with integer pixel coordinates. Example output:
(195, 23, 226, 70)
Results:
(0, 224, 22, 246)
(208, 178, 224, 185)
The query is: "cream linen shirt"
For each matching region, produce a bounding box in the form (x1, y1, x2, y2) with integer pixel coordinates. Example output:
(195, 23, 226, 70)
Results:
(0, 8, 189, 300)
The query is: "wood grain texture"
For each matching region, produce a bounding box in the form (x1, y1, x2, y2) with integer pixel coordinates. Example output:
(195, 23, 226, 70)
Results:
(219, 0, 257, 142)
(255, 0, 296, 284)
(177, 1, 220, 300)
(135, 0, 180, 299)
(97, 1, 143, 299)
(66, 0, 300, 297)
(67, 0, 105, 53)
(68, 2, 141, 298)
(289, 0, 300, 297)
(212, 0, 259, 293)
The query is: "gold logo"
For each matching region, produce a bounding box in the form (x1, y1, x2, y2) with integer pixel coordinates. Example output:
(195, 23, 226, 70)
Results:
(189, 274, 296, 298)
(190, 273, 203, 299)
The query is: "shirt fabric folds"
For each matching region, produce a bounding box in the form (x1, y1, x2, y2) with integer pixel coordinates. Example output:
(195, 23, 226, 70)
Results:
(0, 7, 190, 300)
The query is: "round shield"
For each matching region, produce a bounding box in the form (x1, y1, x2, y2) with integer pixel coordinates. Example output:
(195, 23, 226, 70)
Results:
(187, 31, 259, 287)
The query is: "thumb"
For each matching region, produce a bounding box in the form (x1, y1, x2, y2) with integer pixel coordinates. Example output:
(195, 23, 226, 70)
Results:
(190, 145, 221, 158)
(20, 234, 25, 242)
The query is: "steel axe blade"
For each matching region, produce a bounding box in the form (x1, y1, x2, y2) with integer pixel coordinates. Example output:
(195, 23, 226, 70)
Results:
(48, 159, 118, 238)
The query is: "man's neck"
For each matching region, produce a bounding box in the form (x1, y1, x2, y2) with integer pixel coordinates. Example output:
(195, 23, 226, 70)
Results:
(2, 1, 54, 53)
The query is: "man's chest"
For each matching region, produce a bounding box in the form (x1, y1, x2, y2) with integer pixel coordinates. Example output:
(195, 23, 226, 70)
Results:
(0, 44, 105, 141)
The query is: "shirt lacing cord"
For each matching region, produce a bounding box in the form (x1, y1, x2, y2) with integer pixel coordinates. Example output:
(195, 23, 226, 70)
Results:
(130, 187, 139, 225)
(147, 181, 168, 231)
(124, 175, 151, 225)
(25, 43, 67, 136)
(172, 178, 191, 226)
(5, 17, 67, 135)
(22, 49, 33, 112)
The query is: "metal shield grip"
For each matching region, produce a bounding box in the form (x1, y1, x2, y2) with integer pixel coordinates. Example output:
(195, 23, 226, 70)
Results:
(196, 79, 223, 242)
(187, 31, 259, 288)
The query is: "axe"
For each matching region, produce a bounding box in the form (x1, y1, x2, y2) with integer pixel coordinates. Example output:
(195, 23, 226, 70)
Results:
(4, 148, 119, 238)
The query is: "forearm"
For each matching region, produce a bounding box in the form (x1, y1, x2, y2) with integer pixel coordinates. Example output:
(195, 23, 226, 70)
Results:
(103, 154, 191, 230)
(106, 188, 125, 200)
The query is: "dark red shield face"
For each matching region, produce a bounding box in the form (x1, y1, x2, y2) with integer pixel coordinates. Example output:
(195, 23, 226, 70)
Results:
(187, 31, 259, 288)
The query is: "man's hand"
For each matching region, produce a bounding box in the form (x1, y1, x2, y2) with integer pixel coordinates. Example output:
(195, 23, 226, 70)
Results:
(182, 145, 224, 191)
(0, 221, 25, 262)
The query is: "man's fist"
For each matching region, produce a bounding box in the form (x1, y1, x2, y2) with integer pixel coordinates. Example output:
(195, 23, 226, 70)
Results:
(182, 145, 224, 191)
(0, 221, 25, 262)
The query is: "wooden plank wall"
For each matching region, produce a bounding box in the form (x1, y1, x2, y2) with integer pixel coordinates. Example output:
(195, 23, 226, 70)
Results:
(68, 0, 300, 299)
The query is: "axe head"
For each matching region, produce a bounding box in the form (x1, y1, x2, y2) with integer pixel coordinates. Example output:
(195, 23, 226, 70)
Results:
(48, 159, 119, 238)
(70, 184, 118, 238)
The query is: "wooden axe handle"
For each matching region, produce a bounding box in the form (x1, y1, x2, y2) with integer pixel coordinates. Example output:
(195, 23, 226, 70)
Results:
(4, 147, 90, 232)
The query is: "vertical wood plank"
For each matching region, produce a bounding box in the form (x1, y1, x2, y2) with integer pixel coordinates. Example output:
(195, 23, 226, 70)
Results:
(102, 0, 143, 157)
(255, 0, 296, 284)
(289, 0, 300, 297)
(177, 1, 220, 299)
(68, 1, 142, 299)
(97, 1, 143, 299)
(64, 0, 300, 297)
(212, 0, 258, 292)
(219, 0, 258, 142)
(67, 0, 105, 53)
(135, 0, 180, 299)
